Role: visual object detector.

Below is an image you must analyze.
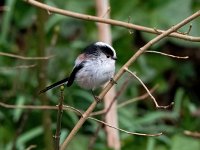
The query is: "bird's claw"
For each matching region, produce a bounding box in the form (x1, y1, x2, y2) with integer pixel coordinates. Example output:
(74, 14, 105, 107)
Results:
(110, 78, 117, 84)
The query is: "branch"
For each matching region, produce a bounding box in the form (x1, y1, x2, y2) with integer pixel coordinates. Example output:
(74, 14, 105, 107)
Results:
(146, 51, 189, 59)
(118, 85, 158, 108)
(125, 68, 174, 109)
(62, 106, 162, 137)
(0, 102, 85, 116)
(184, 130, 200, 138)
(60, 9, 200, 150)
(88, 117, 162, 137)
(25, 0, 200, 42)
(25, 145, 37, 150)
(0, 51, 54, 60)
(54, 86, 65, 150)
(0, 64, 36, 70)
(0, 101, 57, 110)
(90, 85, 157, 117)
(0, 101, 162, 137)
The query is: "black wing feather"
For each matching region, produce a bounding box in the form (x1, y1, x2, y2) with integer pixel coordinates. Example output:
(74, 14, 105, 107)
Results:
(67, 63, 84, 87)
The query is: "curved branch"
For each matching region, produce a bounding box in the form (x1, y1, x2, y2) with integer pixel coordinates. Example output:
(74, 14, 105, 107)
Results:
(25, 0, 200, 42)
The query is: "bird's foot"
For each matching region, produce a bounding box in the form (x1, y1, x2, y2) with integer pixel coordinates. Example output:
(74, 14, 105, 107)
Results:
(110, 78, 117, 84)
(91, 90, 101, 103)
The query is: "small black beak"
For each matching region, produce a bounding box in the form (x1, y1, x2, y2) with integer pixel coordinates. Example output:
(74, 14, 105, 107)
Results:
(112, 56, 117, 60)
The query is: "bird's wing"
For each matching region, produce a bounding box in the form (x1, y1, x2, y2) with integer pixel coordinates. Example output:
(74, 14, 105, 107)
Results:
(66, 62, 84, 87)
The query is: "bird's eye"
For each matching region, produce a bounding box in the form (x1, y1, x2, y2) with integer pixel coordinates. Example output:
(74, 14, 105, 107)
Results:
(107, 55, 110, 58)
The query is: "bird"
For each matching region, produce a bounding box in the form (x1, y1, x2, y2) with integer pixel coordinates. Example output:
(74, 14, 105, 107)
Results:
(39, 42, 117, 95)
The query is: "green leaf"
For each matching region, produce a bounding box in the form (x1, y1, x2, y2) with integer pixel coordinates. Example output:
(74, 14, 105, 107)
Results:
(5, 126, 43, 150)
(173, 88, 184, 114)
(0, 0, 17, 44)
(13, 95, 25, 122)
(146, 137, 156, 150)
(67, 134, 89, 150)
(171, 134, 200, 150)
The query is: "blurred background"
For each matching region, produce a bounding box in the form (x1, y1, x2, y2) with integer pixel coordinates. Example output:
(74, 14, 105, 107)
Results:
(0, 0, 200, 150)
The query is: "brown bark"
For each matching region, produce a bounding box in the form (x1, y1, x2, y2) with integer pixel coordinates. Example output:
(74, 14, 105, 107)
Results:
(96, 0, 120, 150)
(36, 1, 54, 149)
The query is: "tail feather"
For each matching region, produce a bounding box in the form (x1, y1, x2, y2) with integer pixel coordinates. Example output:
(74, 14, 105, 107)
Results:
(39, 77, 69, 94)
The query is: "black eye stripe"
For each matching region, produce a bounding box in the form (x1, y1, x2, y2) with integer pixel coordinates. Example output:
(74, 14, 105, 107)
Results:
(101, 46, 114, 57)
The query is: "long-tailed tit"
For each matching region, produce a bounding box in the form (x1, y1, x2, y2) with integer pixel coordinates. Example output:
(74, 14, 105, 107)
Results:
(39, 42, 117, 94)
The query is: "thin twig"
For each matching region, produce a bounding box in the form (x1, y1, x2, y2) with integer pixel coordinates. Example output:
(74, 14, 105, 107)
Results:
(0, 100, 162, 137)
(0, 64, 37, 71)
(60, 105, 162, 137)
(62, 105, 83, 117)
(125, 68, 174, 109)
(25, 145, 37, 150)
(146, 51, 189, 59)
(0, 51, 54, 60)
(63, 105, 163, 137)
(177, 24, 192, 35)
(184, 130, 200, 138)
(0, 101, 85, 115)
(0, 102, 57, 110)
(54, 86, 65, 150)
(25, 0, 200, 42)
(128, 16, 134, 34)
(101, 7, 111, 18)
(63, 106, 162, 136)
(118, 85, 158, 108)
(88, 117, 162, 137)
(90, 85, 157, 116)
(184, 24, 192, 35)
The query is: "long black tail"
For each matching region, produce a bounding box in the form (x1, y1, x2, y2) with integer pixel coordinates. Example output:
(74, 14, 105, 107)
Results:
(39, 77, 69, 94)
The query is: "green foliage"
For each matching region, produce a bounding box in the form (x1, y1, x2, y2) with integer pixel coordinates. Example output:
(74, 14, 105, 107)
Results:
(0, 0, 200, 149)
(171, 134, 200, 150)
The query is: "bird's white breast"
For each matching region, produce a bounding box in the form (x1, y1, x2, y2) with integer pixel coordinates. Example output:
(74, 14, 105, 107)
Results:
(75, 55, 115, 90)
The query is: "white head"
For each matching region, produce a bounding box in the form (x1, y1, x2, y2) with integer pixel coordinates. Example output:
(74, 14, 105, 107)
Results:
(94, 42, 117, 60)
(83, 42, 117, 61)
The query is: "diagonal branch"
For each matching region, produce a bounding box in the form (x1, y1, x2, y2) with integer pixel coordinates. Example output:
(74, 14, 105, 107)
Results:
(60, 10, 200, 150)
(25, 0, 200, 42)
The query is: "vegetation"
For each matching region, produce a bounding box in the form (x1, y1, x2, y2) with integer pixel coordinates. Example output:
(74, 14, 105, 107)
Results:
(0, 0, 200, 150)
